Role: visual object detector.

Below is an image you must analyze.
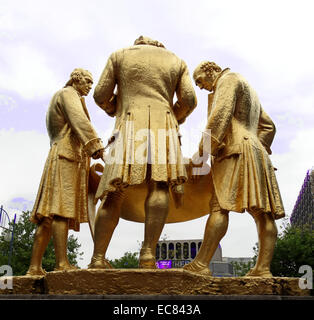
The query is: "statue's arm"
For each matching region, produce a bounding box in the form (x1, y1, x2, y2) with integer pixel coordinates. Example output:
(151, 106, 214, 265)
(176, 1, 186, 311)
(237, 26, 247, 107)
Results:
(200, 75, 239, 156)
(257, 107, 276, 155)
(93, 53, 117, 117)
(60, 90, 104, 156)
(173, 61, 197, 124)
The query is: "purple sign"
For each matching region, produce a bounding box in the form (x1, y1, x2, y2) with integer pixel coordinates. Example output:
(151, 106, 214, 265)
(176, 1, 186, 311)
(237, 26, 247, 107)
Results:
(157, 260, 172, 269)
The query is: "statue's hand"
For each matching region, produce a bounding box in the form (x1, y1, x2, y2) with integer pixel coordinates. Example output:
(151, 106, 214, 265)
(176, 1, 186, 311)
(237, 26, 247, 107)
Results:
(189, 152, 210, 182)
(190, 151, 209, 167)
(92, 149, 105, 160)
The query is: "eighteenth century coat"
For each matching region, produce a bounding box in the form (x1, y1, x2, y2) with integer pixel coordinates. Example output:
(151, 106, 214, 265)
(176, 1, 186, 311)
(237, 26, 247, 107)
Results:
(30, 86, 104, 231)
(203, 69, 285, 219)
(94, 43, 197, 201)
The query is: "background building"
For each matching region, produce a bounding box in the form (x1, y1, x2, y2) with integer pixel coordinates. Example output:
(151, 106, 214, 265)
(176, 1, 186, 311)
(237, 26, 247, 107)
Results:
(223, 257, 252, 264)
(290, 168, 314, 230)
(156, 239, 234, 277)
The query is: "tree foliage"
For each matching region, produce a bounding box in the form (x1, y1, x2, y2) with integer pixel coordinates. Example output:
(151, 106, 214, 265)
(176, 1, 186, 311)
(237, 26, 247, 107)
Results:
(252, 219, 314, 278)
(230, 260, 255, 276)
(270, 223, 314, 277)
(0, 211, 83, 275)
(109, 251, 139, 268)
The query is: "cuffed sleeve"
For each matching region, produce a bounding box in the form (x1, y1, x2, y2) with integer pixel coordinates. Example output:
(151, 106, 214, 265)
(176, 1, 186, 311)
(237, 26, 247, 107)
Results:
(199, 132, 221, 156)
(59, 88, 104, 156)
(174, 60, 197, 124)
(258, 107, 276, 155)
(173, 102, 188, 124)
(205, 74, 239, 146)
(83, 138, 104, 157)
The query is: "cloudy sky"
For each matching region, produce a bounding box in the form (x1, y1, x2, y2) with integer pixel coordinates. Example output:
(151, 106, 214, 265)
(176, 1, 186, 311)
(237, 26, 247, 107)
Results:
(1, 0, 313, 268)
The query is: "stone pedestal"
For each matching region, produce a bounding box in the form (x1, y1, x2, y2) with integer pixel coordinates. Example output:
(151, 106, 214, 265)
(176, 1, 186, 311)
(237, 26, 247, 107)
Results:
(0, 269, 311, 297)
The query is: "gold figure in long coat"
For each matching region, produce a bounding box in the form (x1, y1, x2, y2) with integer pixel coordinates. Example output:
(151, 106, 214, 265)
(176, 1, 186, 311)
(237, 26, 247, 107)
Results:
(200, 68, 284, 217)
(184, 61, 285, 277)
(94, 37, 197, 198)
(27, 69, 104, 275)
(89, 36, 197, 269)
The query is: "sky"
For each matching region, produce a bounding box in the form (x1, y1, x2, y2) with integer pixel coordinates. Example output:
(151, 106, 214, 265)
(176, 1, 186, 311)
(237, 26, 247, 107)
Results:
(0, 0, 313, 268)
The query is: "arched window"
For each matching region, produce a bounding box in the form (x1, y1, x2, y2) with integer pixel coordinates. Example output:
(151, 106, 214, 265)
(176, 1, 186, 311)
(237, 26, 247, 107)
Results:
(156, 244, 160, 259)
(183, 242, 189, 259)
(191, 242, 196, 259)
(161, 243, 167, 260)
(168, 242, 174, 259)
(176, 242, 182, 259)
(198, 242, 202, 250)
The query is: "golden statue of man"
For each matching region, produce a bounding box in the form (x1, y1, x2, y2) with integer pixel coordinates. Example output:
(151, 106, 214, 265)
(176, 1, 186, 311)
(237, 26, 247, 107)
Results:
(89, 36, 197, 269)
(27, 68, 104, 276)
(184, 61, 285, 277)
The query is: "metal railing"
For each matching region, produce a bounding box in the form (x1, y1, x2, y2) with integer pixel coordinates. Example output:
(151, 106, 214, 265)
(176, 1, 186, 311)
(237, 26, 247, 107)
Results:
(0, 205, 17, 266)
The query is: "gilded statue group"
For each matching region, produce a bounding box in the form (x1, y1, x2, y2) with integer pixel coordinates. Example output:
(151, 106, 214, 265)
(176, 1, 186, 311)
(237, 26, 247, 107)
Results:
(26, 36, 285, 278)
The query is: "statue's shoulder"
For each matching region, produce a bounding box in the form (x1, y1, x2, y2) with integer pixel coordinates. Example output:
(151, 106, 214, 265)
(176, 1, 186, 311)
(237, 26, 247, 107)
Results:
(221, 72, 244, 87)
(60, 86, 72, 93)
(50, 88, 66, 101)
(112, 47, 126, 55)
(165, 48, 182, 62)
(224, 71, 241, 81)
(112, 46, 135, 57)
(56, 87, 79, 102)
(122, 45, 179, 58)
(59, 86, 74, 96)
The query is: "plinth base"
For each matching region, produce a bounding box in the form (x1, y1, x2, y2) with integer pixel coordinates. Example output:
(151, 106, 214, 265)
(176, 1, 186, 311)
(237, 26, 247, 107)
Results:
(0, 269, 311, 297)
